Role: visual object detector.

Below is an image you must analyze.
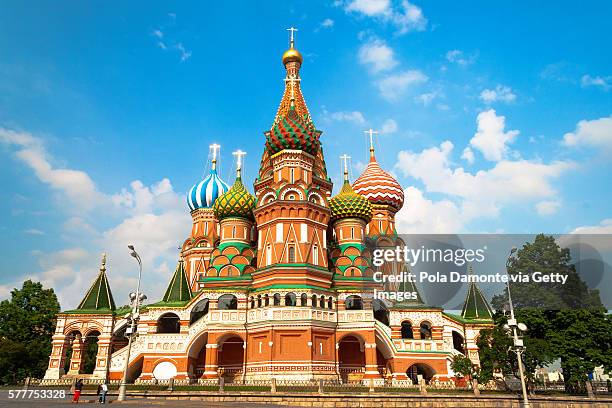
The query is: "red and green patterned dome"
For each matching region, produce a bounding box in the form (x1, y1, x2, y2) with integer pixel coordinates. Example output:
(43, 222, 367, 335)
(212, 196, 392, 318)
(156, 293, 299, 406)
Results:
(330, 179, 373, 223)
(213, 176, 256, 220)
(265, 105, 321, 156)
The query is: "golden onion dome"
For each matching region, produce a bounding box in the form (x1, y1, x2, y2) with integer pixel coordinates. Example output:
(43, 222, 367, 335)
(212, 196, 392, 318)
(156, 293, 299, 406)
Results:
(282, 47, 303, 65)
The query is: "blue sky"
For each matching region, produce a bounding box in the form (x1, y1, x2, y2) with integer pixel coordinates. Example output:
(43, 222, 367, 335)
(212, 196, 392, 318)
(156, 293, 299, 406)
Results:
(1, 1, 611, 308)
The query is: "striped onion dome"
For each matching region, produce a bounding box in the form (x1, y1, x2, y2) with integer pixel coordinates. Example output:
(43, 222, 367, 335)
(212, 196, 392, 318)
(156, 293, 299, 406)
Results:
(330, 179, 373, 223)
(213, 175, 256, 220)
(352, 151, 404, 212)
(187, 167, 230, 211)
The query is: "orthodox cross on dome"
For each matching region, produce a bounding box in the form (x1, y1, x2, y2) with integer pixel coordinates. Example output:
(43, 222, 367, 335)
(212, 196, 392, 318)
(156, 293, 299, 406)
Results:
(209, 143, 220, 170)
(287, 26, 298, 48)
(340, 154, 351, 181)
(364, 129, 379, 159)
(232, 149, 247, 177)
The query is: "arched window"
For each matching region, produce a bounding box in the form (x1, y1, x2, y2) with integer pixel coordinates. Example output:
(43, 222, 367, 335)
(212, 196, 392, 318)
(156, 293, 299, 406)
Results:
(351, 227, 354, 239)
(373, 299, 390, 326)
(327, 297, 333, 309)
(265, 294, 270, 306)
(345, 295, 363, 310)
(232, 225, 236, 238)
(250, 297, 255, 309)
(319, 296, 326, 308)
(257, 295, 262, 308)
(401, 321, 413, 339)
(218, 294, 238, 310)
(452, 331, 465, 354)
(273, 293, 281, 306)
(312, 244, 318, 265)
(420, 322, 432, 340)
(157, 313, 180, 333)
(311, 295, 317, 308)
(190, 299, 210, 325)
(288, 246, 296, 263)
(300, 293, 308, 307)
(285, 292, 296, 306)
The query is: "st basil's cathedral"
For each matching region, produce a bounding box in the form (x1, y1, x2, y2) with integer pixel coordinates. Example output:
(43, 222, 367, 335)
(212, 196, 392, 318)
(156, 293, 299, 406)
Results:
(43, 33, 493, 385)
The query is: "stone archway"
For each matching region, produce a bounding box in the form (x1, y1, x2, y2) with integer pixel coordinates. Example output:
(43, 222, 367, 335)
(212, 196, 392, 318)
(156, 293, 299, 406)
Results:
(82, 330, 101, 374)
(218, 335, 244, 382)
(338, 335, 365, 382)
(406, 363, 436, 384)
(186, 332, 208, 379)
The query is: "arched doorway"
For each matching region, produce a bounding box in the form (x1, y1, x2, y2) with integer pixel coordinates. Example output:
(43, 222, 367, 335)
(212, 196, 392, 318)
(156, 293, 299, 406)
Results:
(218, 336, 244, 382)
(187, 332, 208, 379)
(157, 313, 180, 333)
(406, 363, 436, 384)
(338, 335, 365, 382)
(82, 330, 101, 374)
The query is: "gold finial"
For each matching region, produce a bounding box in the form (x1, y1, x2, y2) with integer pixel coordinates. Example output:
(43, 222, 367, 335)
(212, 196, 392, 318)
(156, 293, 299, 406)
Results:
(100, 253, 107, 272)
(364, 129, 379, 160)
(282, 27, 303, 65)
(232, 149, 247, 178)
(340, 154, 351, 182)
(209, 143, 220, 170)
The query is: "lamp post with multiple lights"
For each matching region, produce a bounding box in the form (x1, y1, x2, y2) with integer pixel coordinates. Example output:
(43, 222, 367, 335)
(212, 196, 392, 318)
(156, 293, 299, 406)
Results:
(504, 247, 531, 408)
(117, 245, 147, 402)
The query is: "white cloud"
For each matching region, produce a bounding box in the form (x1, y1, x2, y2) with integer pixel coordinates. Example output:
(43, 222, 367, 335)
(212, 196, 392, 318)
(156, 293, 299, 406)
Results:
(562, 115, 612, 149)
(479, 85, 516, 104)
(324, 110, 367, 125)
(319, 18, 335, 29)
(377, 70, 428, 101)
(381, 118, 398, 134)
(175, 43, 192, 62)
(0, 128, 104, 211)
(581, 74, 611, 91)
(414, 90, 440, 106)
(0, 127, 191, 308)
(571, 219, 612, 234)
(461, 147, 475, 164)
(445, 50, 476, 67)
(24, 228, 45, 235)
(395, 139, 573, 222)
(535, 200, 561, 216)
(469, 109, 519, 161)
(358, 39, 398, 73)
(395, 186, 464, 233)
(344, 0, 427, 34)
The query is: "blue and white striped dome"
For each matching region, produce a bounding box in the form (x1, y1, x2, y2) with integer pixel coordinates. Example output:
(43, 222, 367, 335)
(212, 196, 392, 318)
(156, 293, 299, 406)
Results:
(187, 168, 231, 211)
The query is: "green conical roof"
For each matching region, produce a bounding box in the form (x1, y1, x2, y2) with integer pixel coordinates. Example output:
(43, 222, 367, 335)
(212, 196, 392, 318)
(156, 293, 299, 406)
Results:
(461, 266, 493, 319)
(330, 179, 373, 223)
(77, 254, 116, 311)
(213, 175, 256, 220)
(391, 266, 426, 308)
(162, 259, 192, 303)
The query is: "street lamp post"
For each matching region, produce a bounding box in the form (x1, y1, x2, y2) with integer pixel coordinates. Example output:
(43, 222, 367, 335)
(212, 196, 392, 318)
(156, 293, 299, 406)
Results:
(117, 245, 147, 402)
(504, 247, 531, 408)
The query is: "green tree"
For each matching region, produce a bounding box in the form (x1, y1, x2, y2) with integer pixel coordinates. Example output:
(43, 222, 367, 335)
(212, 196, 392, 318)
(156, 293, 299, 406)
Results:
(0, 280, 60, 384)
(484, 235, 611, 393)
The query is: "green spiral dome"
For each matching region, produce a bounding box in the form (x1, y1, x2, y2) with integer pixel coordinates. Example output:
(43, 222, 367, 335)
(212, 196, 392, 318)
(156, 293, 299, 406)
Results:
(330, 180, 373, 223)
(213, 176, 256, 220)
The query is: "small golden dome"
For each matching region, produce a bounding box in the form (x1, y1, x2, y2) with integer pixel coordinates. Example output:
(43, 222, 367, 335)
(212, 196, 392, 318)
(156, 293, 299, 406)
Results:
(282, 47, 303, 65)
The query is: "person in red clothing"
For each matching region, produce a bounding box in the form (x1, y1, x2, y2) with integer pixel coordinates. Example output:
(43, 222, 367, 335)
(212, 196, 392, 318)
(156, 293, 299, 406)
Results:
(72, 379, 84, 403)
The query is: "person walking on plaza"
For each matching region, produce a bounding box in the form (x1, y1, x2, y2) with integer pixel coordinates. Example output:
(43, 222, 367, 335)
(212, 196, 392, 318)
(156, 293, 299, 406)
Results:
(98, 383, 108, 404)
(72, 379, 83, 403)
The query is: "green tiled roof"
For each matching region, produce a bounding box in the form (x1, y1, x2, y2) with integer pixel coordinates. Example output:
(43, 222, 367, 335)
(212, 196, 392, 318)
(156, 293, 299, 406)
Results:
(461, 266, 493, 319)
(162, 259, 192, 303)
(76, 255, 116, 311)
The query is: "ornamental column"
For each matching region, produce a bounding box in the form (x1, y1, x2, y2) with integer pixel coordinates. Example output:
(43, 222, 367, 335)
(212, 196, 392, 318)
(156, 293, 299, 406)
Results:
(203, 333, 219, 379)
(43, 333, 69, 380)
(93, 333, 112, 379)
(67, 334, 84, 375)
(363, 342, 381, 380)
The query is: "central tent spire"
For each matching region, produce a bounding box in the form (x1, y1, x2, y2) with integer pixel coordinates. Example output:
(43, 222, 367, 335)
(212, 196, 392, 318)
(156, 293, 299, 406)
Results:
(265, 27, 321, 156)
